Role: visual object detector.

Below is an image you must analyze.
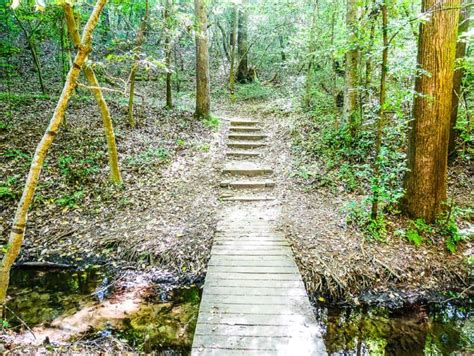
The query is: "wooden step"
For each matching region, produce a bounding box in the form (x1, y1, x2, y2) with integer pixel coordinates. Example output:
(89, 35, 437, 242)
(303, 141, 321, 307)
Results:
(230, 120, 260, 126)
(220, 179, 275, 189)
(223, 164, 273, 176)
(220, 195, 276, 202)
(228, 133, 268, 141)
(227, 141, 266, 149)
(229, 126, 262, 132)
(226, 150, 261, 158)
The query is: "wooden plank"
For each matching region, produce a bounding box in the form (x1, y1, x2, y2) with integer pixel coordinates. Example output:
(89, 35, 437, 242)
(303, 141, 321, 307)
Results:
(204, 279, 304, 288)
(203, 286, 307, 296)
(211, 250, 293, 257)
(201, 294, 309, 306)
(192, 334, 324, 352)
(214, 240, 289, 246)
(192, 349, 274, 356)
(208, 260, 296, 268)
(198, 303, 312, 315)
(206, 266, 299, 274)
(206, 272, 301, 281)
(196, 312, 314, 326)
(194, 324, 317, 337)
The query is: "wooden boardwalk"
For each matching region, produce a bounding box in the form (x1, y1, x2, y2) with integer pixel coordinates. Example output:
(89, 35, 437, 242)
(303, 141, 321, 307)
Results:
(191, 119, 326, 355)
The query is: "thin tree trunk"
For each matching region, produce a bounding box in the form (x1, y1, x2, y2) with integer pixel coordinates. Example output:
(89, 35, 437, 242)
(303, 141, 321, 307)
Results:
(448, 0, 470, 157)
(304, 0, 319, 108)
(343, 0, 360, 137)
(194, 0, 211, 119)
(237, 0, 250, 83)
(164, 0, 173, 109)
(0, 0, 108, 311)
(371, 1, 388, 220)
(229, 4, 238, 99)
(13, 13, 46, 94)
(402, 0, 460, 222)
(128, 0, 149, 127)
(64, 4, 122, 184)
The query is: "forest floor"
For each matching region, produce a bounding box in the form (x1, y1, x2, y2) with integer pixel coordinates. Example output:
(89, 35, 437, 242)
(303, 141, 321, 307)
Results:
(1, 91, 223, 281)
(1, 84, 472, 351)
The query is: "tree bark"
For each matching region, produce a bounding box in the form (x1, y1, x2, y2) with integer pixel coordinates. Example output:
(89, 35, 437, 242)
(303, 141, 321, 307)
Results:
(229, 3, 238, 99)
(64, 4, 122, 184)
(402, 0, 461, 222)
(237, 0, 251, 83)
(448, 0, 470, 157)
(128, 0, 149, 127)
(194, 0, 211, 119)
(343, 0, 360, 137)
(164, 0, 173, 109)
(0, 0, 108, 310)
(371, 1, 388, 220)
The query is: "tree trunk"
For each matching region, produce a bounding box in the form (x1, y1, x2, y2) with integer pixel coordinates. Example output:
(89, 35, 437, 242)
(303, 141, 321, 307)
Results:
(164, 0, 173, 109)
(64, 3, 122, 184)
(0, 0, 108, 311)
(402, 0, 460, 222)
(343, 0, 360, 137)
(371, 1, 388, 220)
(448, 0, 470, 157)
(229, 4, 238, 99)
(237, 0, 251, 83)
(194, 0, 211, 119)
(304, 0, 319, 108)
(13, 13, 46, 94)
(128, 0, 149, 127)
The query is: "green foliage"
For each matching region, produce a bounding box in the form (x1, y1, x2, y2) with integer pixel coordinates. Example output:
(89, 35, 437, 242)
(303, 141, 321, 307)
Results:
(202, 114, 220, 130)
(125, 147, 170, 167)
(437, 205, 472, 253)
(0, 176, 19, 201)
(405, 219, 432, 247)
(367, 215, 387, 241)
(58, 153, 102, 183)
(235, 83, 273, 102)
(56, 190, 84, 208)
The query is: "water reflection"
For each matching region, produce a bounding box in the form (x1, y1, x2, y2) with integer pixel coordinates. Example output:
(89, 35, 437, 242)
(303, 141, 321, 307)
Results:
(319, 304, 473, 355)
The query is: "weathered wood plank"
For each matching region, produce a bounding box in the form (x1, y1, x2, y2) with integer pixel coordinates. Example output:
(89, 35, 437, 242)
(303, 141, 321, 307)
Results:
(206, 272, 301, 281)
(194, 324, 317, 337)
(196, 312, 314, 326)
(203, 286, 307, 296)
(198, 303, 312, 315)
(204, 279, 305, 288)
(201, 294, 309, 306)
(206, 266, 299, 274)
(192, 335, 325, 353)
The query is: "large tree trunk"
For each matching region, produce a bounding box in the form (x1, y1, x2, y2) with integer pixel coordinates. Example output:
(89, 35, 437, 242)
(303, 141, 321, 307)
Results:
(343, 0, 360, 137)
(194, 0, 211, 119)
(402, 0, 460, 222)
(229, 4, 238, 99)
(448, 0, 470, 157)
(64, 4, 122, 184)
(236, 0, 251, 83)
(127, 0, 149, 127)
(371, 1, 388, 220)
(0, 0, 108, 311)
(164, 0, 173, 109)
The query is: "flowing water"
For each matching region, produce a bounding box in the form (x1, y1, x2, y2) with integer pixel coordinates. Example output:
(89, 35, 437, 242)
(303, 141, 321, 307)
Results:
(4, 268, 473, 355)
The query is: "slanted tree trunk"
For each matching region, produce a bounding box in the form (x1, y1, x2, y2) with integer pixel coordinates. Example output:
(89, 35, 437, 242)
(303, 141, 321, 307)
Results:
(448, 0, 470, 157)
(402, 0, 460, 222)
(371, 1, 388, 220)
(0, 0, 108, 312)
(237, 0, 251, 83)
(128, 0, 149, 127)
(64, 3, 122, 184)
(164, 0, 173, 109)
(343, 0, 360, 137)
(194, 0, 211, 119)
(229, 3, 238, 99)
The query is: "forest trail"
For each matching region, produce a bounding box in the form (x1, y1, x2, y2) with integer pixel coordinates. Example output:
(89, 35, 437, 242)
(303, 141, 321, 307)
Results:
(191, 118, 326, 355)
